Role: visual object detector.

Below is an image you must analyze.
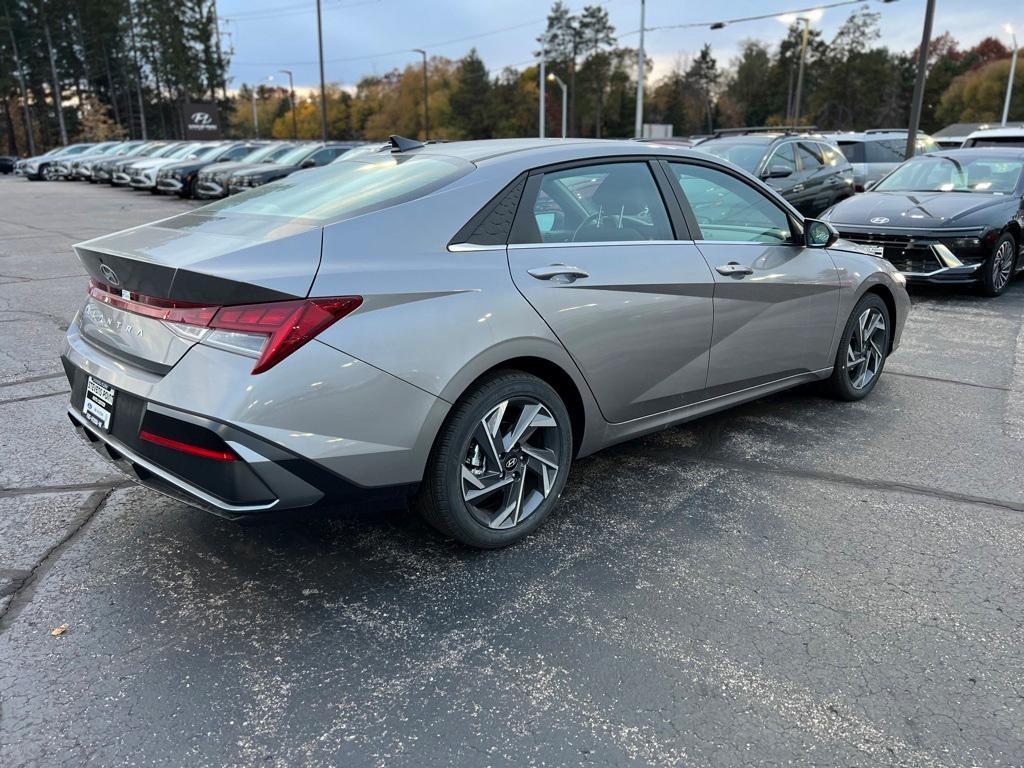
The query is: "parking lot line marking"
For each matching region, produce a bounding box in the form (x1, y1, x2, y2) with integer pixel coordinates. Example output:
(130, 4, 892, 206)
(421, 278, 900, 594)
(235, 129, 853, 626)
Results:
(0, 371, 64, 389)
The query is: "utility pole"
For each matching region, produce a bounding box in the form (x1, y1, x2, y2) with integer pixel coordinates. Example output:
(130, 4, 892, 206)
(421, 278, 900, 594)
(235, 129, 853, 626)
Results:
(905, 0, 935, 159)
(211, 0, 228, 101)
(4, 1, 35, 155)
(315, 0, 328, 140)
(42, 22, 68, 145)
(1002, 25, 1018, 126)
(792, 17, 810, 128)
(634, 0, 645, 137)
(279, 69, 297, 139)
(412, 49, 428, 140)
(250, 86, 259, 137)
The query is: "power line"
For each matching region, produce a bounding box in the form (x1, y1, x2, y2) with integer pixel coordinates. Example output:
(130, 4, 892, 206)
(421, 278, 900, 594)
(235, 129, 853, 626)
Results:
(223, 0, 380, 23)
(623, 0, 895, 35)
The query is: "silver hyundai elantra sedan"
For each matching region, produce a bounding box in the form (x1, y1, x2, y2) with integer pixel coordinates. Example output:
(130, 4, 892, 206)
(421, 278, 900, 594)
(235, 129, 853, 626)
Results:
(62, 137, 909, 547)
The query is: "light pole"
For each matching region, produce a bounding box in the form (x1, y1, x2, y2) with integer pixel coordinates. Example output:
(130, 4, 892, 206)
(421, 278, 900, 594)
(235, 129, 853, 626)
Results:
(547, 73, 567, 138)
(315, 0, 328, 140)
(778, 9, 821, 127)
(412, 48, 429, 140)
(250, 86, 259, 137)
(279, 69, 297, 139)
(1003, 24, 1018, 126)
(634, 0, 645, 137)
(905, 0, 935, 159)
(538, 33, 548, 138)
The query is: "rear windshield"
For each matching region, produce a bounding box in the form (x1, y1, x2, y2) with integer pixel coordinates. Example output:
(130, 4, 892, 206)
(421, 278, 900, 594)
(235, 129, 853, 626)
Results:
(200, 154, 474, 223)
(964, 136, 1024, 148)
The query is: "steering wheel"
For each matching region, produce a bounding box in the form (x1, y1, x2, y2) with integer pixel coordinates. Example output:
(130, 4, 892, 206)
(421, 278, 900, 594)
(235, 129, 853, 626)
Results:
(571, 211, 604, 242)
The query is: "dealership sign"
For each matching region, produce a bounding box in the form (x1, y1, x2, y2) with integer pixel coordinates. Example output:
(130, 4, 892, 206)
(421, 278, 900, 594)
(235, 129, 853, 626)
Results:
(182, 102, 222, 139)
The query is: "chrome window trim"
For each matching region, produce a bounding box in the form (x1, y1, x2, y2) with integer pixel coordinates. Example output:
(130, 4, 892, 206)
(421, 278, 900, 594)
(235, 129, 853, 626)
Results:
(447, 242, 506, 253)
(692, 239, 799, 246)
(507, 239, 692, 250)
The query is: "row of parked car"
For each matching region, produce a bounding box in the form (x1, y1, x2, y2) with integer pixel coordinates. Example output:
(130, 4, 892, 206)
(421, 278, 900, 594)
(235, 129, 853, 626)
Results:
(7, 139, 377, 199)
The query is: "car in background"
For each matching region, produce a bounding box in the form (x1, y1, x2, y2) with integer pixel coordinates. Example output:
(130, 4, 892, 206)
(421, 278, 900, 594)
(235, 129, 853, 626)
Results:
(194, 142, 300, 199)
(693, 130, 854, 216)
(962, 125, 1024, 148)
(129, 142, 216, 191)
(110, 142, 183, 186)
(51, 141, 121, 180)
(330, 144, 387, 163)
(0, 155, 14, 174)
(93, 141, 165, 183)
(225, 142, 357, 194)
(62, 136, 907, 547)
(20, 143, 97, 180)
(70, 141, 144, 180)
(830, 130, 939, 192)
(156, 141, 266, 198)
(820, 148, 1024, 296)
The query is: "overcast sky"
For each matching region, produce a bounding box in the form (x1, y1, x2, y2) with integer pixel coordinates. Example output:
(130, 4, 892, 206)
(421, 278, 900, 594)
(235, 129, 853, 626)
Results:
(220, 0, 1017, 92)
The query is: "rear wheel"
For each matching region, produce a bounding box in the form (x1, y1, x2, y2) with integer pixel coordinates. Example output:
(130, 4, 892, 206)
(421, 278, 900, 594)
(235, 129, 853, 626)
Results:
(415, 371, 573, 548)
(980, 233, 1017, 297)
(826, 293, 891, 401)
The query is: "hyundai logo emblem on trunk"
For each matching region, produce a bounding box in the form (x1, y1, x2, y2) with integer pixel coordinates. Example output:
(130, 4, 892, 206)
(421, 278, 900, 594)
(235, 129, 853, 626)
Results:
(870, 217, 890, 224)
(99, 264, 120, 285)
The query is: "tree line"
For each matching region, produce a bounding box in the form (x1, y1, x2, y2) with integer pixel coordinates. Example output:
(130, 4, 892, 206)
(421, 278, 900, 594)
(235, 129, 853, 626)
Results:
(2, 1, 1021, 154)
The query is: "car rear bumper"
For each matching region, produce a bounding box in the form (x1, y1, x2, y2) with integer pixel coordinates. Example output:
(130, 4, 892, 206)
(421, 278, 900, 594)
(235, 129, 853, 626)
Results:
(61, 317, 448, 518)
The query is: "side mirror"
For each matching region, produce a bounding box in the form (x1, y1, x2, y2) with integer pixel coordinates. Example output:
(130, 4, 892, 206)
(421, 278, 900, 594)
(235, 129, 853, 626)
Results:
(764, 165, 793, 180)
(804, 219, 839, 249)
(300, 158, 317, 168)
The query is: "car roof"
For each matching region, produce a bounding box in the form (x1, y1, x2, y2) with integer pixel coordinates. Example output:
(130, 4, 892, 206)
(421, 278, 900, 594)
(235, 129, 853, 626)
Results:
(965, 125, 1024, 138)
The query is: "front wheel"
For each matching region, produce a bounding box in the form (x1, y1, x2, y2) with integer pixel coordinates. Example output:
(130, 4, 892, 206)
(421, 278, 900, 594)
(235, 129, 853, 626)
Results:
(980, 233, 1017, 297)
(826, 293, 891, 401)
(415, 371, 573, 548)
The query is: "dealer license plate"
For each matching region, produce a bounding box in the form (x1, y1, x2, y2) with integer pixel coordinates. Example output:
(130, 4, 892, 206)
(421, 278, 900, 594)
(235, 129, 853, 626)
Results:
(83, 375, 115, 432)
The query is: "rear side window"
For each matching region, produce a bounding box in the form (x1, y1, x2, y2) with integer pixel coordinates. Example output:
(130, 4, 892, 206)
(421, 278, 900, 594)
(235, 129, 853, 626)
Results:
(864, 140, 905, 163)
(201, 154, 473, 223)
(838, 141, 864, 163)
(520, 162, 673, 244)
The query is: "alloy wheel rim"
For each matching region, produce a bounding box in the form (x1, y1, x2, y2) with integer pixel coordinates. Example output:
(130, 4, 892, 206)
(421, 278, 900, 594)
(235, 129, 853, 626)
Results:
(846, 307, 887, 390)
(992, 240, 1014, 292)
(461, 398, 561, 530)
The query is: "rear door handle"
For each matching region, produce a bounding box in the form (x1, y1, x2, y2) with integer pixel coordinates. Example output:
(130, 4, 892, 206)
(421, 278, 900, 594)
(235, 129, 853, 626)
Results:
(715, 263, 754, 276)
(528, 264, 590, 281)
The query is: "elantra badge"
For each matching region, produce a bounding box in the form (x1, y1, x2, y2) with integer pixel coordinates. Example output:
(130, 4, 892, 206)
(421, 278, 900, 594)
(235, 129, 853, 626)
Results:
(870, 217, 890, 224)
(99, 263, 120, 286)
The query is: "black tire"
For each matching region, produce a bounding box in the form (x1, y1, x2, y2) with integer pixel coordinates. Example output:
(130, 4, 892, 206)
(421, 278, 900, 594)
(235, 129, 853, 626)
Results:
(979, 232, 1017, 298)
(825, 293, 892, 401)
(414, 370, 574, 548)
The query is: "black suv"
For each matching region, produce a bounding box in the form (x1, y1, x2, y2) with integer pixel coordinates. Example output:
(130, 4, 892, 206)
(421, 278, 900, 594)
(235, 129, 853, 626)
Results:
(225, 142, 360, 194)
(694, 129, 854, 216)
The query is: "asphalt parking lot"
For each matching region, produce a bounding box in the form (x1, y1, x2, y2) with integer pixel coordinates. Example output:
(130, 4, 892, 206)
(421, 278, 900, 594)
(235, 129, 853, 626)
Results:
(1, 176, 1023, 767)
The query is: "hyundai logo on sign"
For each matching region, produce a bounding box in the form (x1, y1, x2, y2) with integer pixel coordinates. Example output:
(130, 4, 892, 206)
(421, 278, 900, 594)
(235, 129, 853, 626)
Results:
(182, 102, 222, 139)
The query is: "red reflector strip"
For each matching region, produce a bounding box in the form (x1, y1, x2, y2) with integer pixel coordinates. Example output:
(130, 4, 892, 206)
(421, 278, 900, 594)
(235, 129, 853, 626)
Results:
(139, 430, 237, 461)
(89, 280, 219, 326)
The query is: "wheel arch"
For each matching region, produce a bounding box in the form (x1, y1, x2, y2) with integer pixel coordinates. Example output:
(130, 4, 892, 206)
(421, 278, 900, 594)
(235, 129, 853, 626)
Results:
(861, 283, 898, 353)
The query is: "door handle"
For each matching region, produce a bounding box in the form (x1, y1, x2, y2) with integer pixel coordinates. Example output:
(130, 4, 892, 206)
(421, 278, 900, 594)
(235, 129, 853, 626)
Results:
(791, 183, 805, 192)
(715, 262, 754, 276)
(528, 264, 590, 281)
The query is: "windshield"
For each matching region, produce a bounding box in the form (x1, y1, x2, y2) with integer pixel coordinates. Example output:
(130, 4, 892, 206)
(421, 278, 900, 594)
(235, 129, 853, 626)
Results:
(168, 143, 203, 159)
(876, 155, 1023, 194)
(275, 144, 318, 166)
(695, 140, 768, 172)
(242, 143, 293, 163)
(191, 144, 224, 159)
(201, 154, 473, 223)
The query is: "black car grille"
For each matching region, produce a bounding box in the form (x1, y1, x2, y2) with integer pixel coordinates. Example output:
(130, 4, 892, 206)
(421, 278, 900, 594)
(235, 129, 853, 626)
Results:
(838, 231, 941, 273)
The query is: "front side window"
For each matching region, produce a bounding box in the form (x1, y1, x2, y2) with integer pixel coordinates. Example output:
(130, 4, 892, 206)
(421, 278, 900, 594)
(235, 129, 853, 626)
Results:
(797, 142, 823, 170)
(526, 162, 672, 244)
(201, 154, 473, 223)
(669, 163, 793, 244)
(766, 143, 797, 174)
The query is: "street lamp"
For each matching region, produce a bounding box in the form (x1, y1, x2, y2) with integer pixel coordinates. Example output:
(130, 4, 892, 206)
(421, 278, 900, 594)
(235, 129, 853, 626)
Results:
(250, 85, 259, 138)
(412, 49, 429, 140)
(547, 73, 567, 138)
(279, 69, 298, 139)
(1003, 24, 1019, 127)
(634, 0, 646, 138)
(778, 8, 823, 127)
(538, 33, 549, 138)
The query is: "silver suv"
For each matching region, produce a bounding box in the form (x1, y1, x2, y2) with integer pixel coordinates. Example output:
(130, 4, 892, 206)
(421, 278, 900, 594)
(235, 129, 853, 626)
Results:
(62, 138, 908, 547)
(832, 130, 939, 191)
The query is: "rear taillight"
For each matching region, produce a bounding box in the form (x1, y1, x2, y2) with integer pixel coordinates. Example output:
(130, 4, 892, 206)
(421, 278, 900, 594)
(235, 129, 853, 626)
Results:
(139, 430, 238, 461)
(87, 280, 361, 374)
(208, 297, 362, 374)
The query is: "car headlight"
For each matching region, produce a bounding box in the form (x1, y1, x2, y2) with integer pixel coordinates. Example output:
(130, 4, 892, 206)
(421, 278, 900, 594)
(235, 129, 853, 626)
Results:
(949, 237, 980, 250)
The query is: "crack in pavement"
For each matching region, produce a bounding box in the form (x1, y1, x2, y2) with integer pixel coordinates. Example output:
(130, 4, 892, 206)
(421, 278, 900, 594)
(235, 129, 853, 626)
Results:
(884, 369, 1011, 392)
(0, 372, 64, 389)
(0, 488, 113, 631)
(0, 480, 128, 498)
(0, 389, 69, 406)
